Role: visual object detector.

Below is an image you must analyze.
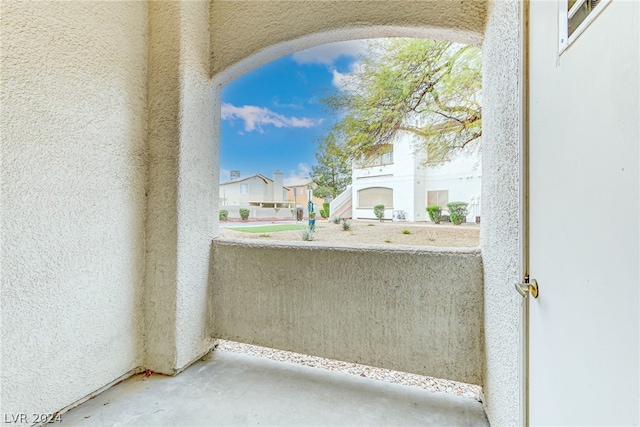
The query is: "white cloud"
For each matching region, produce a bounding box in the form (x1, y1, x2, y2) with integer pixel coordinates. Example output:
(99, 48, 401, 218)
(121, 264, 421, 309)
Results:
(284, 163, 312, 187)
(331, 61, 363, 91)
(272, 96, 304, 110)
(221, 103, 323, 133)
(292, 40, 369, 66)
(331, 69, 351, 91)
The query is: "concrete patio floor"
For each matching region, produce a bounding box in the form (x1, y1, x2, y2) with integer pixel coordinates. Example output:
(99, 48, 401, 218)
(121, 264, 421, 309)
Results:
(60, 351, 489, 426)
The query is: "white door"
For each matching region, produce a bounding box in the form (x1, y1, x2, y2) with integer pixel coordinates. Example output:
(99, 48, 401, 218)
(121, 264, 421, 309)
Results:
(528, 1, 639, 425)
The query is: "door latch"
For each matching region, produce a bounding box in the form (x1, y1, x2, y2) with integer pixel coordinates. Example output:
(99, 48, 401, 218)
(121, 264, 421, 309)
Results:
(515, 276, 539, 298)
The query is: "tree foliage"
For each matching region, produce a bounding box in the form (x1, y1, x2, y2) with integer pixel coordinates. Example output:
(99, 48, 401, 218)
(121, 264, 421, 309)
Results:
(311, 133, 352, 199)
(324, 39, 482, 165)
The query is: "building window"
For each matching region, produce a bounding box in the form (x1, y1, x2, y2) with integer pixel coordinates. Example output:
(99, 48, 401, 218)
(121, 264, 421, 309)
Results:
(559, 0, 611, 52)
(427, 189, 449, 209)
(358, 187, 393, 208)
(356, 144, 394, 167)
(240, 183, 248, 194)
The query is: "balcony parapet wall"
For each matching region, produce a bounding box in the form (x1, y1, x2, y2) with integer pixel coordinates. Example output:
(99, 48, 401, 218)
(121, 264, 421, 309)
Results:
(210, 239, 484, 385)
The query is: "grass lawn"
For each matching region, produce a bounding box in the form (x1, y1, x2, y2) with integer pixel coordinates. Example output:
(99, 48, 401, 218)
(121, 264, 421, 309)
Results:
(228, 224, 323, 233)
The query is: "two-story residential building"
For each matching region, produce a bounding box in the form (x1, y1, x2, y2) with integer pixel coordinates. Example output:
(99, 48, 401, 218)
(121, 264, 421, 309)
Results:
(333, 132, 481, 222)
(219, 172, 292, 208)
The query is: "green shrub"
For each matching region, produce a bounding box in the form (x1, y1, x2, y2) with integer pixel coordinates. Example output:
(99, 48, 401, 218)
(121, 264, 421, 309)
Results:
(402, 229, 411, 235)
(447, 201, 468, 225)
(341, 219, 351, 231)
(331, 216, 342, 224)
(300, 225, 315, 241)
(426, 205, 442, 224)
(239, 207, 250, 221)
(320, 202, 330, 219)
(219, 209, 228, 221)
(373, 204, 385, 221)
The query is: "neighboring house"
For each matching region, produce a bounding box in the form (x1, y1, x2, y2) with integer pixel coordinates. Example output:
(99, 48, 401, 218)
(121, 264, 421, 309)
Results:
(219, 171, 295, 219)
(219, 173, 324, 218)
(219, 172, 292, 208)
(285, 180, 325, 210)
(332, 132, 481, 222)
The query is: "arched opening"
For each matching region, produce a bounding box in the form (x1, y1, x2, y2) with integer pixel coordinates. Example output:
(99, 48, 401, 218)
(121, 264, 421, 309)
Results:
(206, 9, 523, 422)
(215, 30, 483, 233)
(211, 31, 488, 407)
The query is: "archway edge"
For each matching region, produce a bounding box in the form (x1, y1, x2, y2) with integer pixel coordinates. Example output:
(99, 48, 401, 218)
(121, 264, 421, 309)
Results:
(210, 0, 487, 85)
(212, 25, 484, 87)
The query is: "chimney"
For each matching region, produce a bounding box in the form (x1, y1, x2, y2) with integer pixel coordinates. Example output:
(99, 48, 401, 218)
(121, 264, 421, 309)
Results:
(272, 171, 284, 202)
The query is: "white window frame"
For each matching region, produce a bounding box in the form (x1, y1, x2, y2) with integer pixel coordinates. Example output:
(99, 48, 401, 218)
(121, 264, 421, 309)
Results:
(559, 0, 612, 53)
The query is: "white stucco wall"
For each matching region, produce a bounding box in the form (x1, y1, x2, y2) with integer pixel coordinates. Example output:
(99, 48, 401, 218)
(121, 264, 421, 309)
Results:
(1, 1, 147, 423)
(145, 0, 216, 374)
(480, 0, 521, 425)
(352, 138, 422, 221)
(211, 239, 484, 385)
(424, 155, 482, 222)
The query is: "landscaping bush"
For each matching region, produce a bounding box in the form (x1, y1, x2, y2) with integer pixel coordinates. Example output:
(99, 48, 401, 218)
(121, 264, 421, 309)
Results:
(219, 209, 228, 221)
(300, 225, 315, 241)
(426, 205, 442, 224)
(341, 219, 351, 231)
(447, 201, 468, 225)
(402, 229, 411, 235)
(239, 207, 250, 221)
(373, 204, 385, 222)
(331, 216, 342, 224)
(320, 202, 330, 219)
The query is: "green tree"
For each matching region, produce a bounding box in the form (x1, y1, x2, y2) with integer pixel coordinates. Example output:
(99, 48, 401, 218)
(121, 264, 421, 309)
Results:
(324, 39, 481, 165)
(311, 133, 352, 199)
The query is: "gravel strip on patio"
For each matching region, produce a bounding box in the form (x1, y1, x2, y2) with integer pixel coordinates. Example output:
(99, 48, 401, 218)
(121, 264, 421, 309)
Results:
(216, 340, 482, 402)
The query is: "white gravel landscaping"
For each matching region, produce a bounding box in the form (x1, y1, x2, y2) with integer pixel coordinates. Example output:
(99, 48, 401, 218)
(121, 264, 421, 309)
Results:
(216, 340, 482, 402)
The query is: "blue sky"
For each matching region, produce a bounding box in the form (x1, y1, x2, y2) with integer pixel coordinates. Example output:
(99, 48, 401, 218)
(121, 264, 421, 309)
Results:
(220, 40, 368, 186)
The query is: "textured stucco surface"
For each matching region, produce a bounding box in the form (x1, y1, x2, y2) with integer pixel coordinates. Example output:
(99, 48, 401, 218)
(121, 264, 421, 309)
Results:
(210, 0, 487, 85)
(480, 0, 521, 424)
(210, 239, 484, 385)
(1, 1, 147, 423)
(145, 0, 216, 374)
